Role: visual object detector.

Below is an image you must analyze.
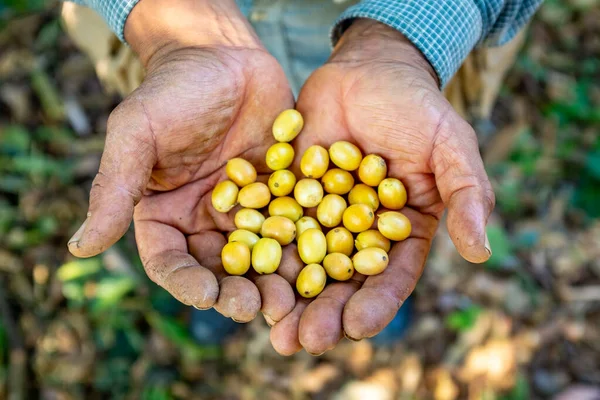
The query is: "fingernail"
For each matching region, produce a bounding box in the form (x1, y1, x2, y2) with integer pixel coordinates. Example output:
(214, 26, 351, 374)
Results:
(343, 330, 361, 342)
(68, 218, 89, 247)
(193, 305, 211, 311)
(263, 314, 276, 327)
(307, 350, 325, 357)
(484, 233, 492, 256)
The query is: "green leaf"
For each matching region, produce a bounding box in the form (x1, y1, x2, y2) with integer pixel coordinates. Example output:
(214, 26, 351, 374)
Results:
(30, 68, 64, 121)
(34, 19, 61, 51)
(91, 276, 136, 311)
(61, 281, 85, 305)
(485, 224, 512, 269)
(0, 125, 30, 154)
(141, 386, 173, 400)
(57, 258, 102, 282)
(499, 372, 530, 400)
(145, 312, 220, 360)
(585, 151, 600, 180)
(445, 305, 482, 332)
(571, 171, 600, 218)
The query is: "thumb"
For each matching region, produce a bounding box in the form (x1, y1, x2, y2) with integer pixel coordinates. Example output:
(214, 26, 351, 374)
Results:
(68, 100, 156, 257)
(431, 111, 495, 263)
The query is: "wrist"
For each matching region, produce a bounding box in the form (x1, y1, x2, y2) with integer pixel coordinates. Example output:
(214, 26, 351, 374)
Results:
(331, 19, 439, 87)
(124, 0, 262, 67)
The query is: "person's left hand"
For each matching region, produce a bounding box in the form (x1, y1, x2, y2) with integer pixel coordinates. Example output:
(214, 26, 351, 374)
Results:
(268, 19, 495, 355)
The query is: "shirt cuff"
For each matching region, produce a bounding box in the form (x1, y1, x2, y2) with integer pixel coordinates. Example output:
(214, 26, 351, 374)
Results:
(331, 0, 483, 88)
(71, 0, 142, 42)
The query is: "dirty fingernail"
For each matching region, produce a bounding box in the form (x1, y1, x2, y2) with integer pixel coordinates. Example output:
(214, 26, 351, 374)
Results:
(68, 218, 89, 247)
(263, 313, 276, 327)
(343, 330, 361, 342)
(484, 233, 492, 256)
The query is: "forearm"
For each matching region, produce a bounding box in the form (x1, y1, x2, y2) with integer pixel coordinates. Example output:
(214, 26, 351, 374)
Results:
(332, 0, 543, 87)
(124, 0, 259, 66)
(66, 0, 259, 66)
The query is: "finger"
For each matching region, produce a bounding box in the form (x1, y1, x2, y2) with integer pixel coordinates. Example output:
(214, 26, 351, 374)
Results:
(135, 219, 219, 309)
(188, 231, 261, 322)
(246, 271, 295, 326)
(270, 298, 310, 356)
(298, 277, 364, 355)
(430, 111, 495, 263)
(275, 243, 304, 285)
(342, 210, 437, 340)
(69, 100, 156, 257)
(216, 276, 261, 322)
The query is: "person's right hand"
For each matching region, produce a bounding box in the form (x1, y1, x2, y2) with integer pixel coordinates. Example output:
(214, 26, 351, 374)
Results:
(67, 0, 298, 323)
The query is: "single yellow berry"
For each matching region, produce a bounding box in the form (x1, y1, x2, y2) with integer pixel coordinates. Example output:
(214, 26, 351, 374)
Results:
(358, 154, 387, 186)
(268, 169, 296, 197)
(226, 158, 257, 187)
(221, 242, 251, 275)
(211, 180, 238, 213)
(329, 141, 362, 171)
(296, 264, 327, 298)
(300, 145, 329, 179)
(352, 247, 389, 275)
(343, 203, 375, 233)
(378, 178, 407, 210)
(377, 211, 411, 241)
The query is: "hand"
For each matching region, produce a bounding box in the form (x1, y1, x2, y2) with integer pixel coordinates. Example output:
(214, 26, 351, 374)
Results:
(269, 19, 495, 355)
(67, 0, 298, 323)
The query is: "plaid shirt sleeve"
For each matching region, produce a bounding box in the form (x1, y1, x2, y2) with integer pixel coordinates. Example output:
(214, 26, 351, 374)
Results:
(332, 0, 543, 87)
(69, 0, 141, 42)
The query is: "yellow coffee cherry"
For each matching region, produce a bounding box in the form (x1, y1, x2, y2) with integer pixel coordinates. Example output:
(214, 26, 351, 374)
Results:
(323, 253, 354, 281)
(352, 247, 389, 275)
(260, 216, 296, 246)
(316, 194, 347, 228)
(300, 145, 329, 179)
(297, 228, 327, 264)
(266, 142, 294, 171)
(234, 208, 265, 234)
(268, 196, 304, 222)
(238, 182, 271, 209)
(251, 238, 282, 274)
(325, 227, 354, 256)
(295, 216, 321, 238)
(358, 154, 387, 186)
(321, 168, 354, 195)
(211, 180, 239, 213)
(355, 230, 391, 252)
(294, 178, 324, 208)
(221, 242, 251, 275)
(378, 178, 407, 210)
(377, 211, 411, 241)
(296, 264, 327, 298)
(272, 109, 304, 142)
(343, 203, 375, 233)
(228, 229, 260, 250)
(348, 184, 380, 211)
(268, 169, 296, 197)
(329, 141, 363, 171)
(226, 158, 257, 187)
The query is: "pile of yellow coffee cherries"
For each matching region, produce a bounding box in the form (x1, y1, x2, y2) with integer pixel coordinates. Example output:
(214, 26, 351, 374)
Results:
(212, 109, 411, 299)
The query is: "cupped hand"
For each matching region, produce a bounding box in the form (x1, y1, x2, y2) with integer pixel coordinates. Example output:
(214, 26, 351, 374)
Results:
(67, 0, 297, 323)
(269, 19, 495, 355)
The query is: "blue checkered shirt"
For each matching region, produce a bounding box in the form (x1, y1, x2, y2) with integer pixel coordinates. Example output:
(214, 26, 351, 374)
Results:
(70, 0, 542, 87)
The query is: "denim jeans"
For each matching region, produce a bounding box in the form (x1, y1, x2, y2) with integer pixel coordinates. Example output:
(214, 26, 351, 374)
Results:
(237, 0, 359, 97)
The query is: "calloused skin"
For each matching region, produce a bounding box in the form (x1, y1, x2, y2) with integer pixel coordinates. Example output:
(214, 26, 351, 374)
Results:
(68, 0, 300, 323)
(67, 1, 494, 355)
(269, 20, 495, 355)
